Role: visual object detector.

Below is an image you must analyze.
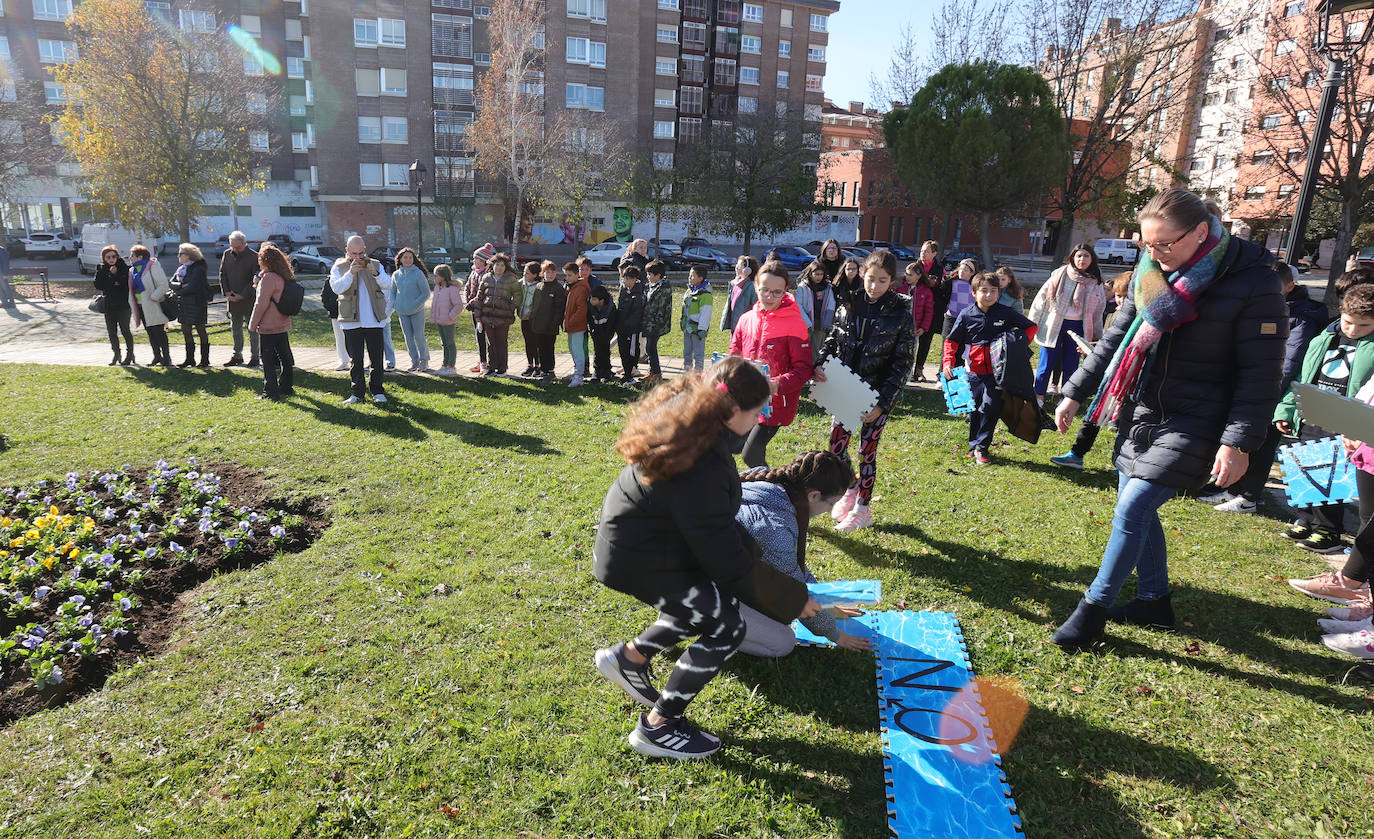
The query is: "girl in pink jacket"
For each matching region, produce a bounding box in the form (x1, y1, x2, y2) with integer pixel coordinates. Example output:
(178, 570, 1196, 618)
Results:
(430, 264, 464, 376)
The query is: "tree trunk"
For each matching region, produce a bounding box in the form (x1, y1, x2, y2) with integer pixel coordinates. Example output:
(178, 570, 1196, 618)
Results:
(512, 186, 524, 262)
(1324, 194, 1361, 315)
(978, 210, 993, 269)
(1053, 210, 1077, 266)
(743, 226, 753, 259)
(653, 211, 662, 262)
(939, 207, 952, 250)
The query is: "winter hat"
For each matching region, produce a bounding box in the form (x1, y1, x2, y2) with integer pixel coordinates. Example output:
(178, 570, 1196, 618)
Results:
(473, 242, 496, 263)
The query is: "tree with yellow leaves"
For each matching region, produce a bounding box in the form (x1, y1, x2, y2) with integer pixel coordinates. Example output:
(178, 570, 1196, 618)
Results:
(52, 0, 276, 240)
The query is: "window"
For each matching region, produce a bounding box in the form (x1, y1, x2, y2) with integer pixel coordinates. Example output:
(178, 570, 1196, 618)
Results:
(1348, 21, 1365, 41)
(654, 88, 676, 107)
(1189, 159, 1206, 172)
(433, 63, 475, 105)
(356, 69, 380, 96)
(1212, 155, 1225, 169)
(808, 45, 825, 62)
(37, 39, 76, 64)
(285, 19, 302, 40)
(1278, 183, 1295, 198)
(804, 103, 821, 121)
(656, 58, 676, 75)
(373, 67, 404, 95)
(378, 19, 405, 46)
(777, 69, 789, 88)
(778, 40, 791, 57)
(475, 4, 492, 17)
(681, 55, 704, 82)
(241, 54, 264, 76)
(289, 95, 306, 116)
(1232, 55, 1247, 71)
(589, 41, 606, 67)
(568, 0, 606, 22)
(433, 14, 473, 59)
(565, 126, 605, 152)
(714, 58, 737, 85)
(566, 83, 605, 111)
(1261, 113, 1282, 129)
(1244, 185, 1267, 198)
(240, 14, 261, 33)
(144, 1, 171, 21)
(684, 21, 706, 50)
(358, 116, 382, 142)
(1224, 88, 1237, 104)
(291, 131, 307, 152)
(1304, 70, 1320, 87)
(287, 57, 305, 78)
(248, 92, 268, 114)
(657, 25, 678, 43)
(739, 95, 756, 113)
(476, 52, 491, 64)
(1270, 76, 1291, 92)
(567, 36, 587, 63)
(680, 85, 703, 114)
(740, 66, 759, 85)
(249, 131, 269, 152)
(44, 81, 68, 104)
(679, 117, 702, 143)
(280, 206, 316, 217)
(1288, 148, 1305, 164)
(1252, 150, 1275, 165)
(434, 111, 473, 153)
(1297, 109, 1312, 125)
(653, 152, 674, 169)
(1284, 0, 1303, 16)
(359, 163, 383, 187)
(806, 74, 823, 92)
(658, 0, 678, 7)
(354, 18, 379, 46)
(809, 13, 827, 31)
(385, 163, 411, 189)
(383, 117, 408, 143)
(653, 120, 675, 138)
(178, 8, 215, 31)
(780, 8, 792, 27)
(1276, 39, 1297, 56)
(743, 2, 762, 21)
(741, 35, 760, 54)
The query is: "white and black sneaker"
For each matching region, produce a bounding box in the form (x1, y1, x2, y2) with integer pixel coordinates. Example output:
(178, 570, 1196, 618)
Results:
(628, 713, 721, 760)
(594, 643, 659, 708)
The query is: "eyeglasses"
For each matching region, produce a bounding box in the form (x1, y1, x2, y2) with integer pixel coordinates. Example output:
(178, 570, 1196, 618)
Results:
(1141, 232, 1190, 255)
(758, 287, 785, 297)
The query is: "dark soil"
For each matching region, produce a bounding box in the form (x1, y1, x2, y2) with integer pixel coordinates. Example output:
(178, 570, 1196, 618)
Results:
(0, 463, 329, 724)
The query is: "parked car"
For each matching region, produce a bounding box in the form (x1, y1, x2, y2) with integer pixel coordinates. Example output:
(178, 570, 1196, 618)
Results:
(941, 249, 982, 277)
(253, 233, 295, 253)
(579, 241, 627, 270)
(1094, 238, 1140, 265)
(840, 246, 871, 260)
(648, 238, 682, 259)
(679, 246, 733, 272)
(856, 240, 916, 260)
(369, 246, 406, 273)
(23, 232, 76, 258)
(211, 235, 233, 259)
(288, 245, 345, 274)
(767, 245, 816, 270)
(680, 236, 713, 250)
(4, 230, 26, 256)
(78, 224, 162, 275)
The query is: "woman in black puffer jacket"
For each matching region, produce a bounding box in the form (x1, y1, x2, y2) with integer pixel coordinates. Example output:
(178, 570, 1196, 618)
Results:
(1050, 188, 1287, 649)
(92, 245, 134, 365)
(169, 243, 212, 367)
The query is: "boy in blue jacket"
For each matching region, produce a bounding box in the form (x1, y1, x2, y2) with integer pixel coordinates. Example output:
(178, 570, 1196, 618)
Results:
(942, 272, 1037, 464)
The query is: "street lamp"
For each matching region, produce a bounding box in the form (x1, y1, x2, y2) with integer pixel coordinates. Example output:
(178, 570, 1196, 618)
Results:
(1284, 0, 1374, 266)
(408, 159, 428, 258)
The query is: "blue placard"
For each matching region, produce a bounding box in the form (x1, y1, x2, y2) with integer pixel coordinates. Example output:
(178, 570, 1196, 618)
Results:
(940, 367, 976, 416)
(712, 352, 772, 419)
(808, 579, 882, 605)
(1279, 436, 1359, 508)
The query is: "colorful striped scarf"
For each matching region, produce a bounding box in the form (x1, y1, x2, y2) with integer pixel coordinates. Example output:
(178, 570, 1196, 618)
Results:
(1086, 215, 1230, 425)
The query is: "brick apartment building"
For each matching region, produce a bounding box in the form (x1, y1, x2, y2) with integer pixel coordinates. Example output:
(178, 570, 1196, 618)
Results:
(0, 0, 838, 250)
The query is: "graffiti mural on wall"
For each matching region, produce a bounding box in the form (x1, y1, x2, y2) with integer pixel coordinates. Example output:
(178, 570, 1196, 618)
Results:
(520, 209, 632, 246)
(612, 208, 633, 243)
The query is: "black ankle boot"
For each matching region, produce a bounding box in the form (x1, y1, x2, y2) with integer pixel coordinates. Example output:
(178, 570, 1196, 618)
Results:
(121, 349, 135, 366)
(108, 352, 120, 366)
(178, 356, 195, 368)
(1105, 593, 1175, 629)
(1051, 598, 1108, 650)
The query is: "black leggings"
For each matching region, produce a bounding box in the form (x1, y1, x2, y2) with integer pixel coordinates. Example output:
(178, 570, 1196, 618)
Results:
(741, 423, 781, 469)
(645, 333, 662, 375)
(144, 324, 170, 362)
(914, 328, 937, 372)
(104, 308, 133, 355)
(632, 582, 745, 719)
(181, 322, 209, 361)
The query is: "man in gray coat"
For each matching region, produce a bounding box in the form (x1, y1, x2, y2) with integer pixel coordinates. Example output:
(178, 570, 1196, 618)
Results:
(219, 230, 259, 367)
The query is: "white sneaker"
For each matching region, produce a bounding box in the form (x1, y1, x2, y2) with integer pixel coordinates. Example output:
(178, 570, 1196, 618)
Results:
(334, 363, 350, 372)
(372, 393, 388, 404)
(1197, 490, 1234, 505)
(569, 376, 584, 387)
(836, 503, 873, 533)
(1321, 628, 1374, 659)
(1318, 616, 1374, 634)
(343, 395, 362, 404)
(831, 486, 859, 521)
(1214, 496, 1257, 514)
(438, 366, 455, 376)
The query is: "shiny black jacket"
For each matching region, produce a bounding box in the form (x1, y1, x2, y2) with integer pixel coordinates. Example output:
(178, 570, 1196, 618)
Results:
(818, 289, 917, 412)
(1063, 237, 1288, 489)
(93, 259, 131, 312)
(170, 259, 211, 325)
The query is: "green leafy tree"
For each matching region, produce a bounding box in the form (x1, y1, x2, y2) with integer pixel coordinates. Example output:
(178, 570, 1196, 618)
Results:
(885, 61, 1067, 268)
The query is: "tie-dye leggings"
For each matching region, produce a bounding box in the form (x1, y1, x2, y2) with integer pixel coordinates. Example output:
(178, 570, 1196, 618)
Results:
(829, 411, 890, 504)
(632, 582, 745, 718)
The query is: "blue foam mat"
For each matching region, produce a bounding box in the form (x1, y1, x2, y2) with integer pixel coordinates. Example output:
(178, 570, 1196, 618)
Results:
(793, 580, 882, 648)
(1279, 436, 1359, 508)
(940, 368, 976, 416)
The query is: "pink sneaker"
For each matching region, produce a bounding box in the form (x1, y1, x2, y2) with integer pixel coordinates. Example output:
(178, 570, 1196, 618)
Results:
(831, 486, 859, 522)
(1321, 628, 1374, 660)
(1287, 572, 1370, 604)
(836, 502, 873, 533)
(1326, 603, 1374, 621)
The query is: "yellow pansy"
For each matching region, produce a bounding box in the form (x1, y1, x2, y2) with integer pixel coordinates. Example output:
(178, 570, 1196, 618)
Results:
(49, 505, 59, 516)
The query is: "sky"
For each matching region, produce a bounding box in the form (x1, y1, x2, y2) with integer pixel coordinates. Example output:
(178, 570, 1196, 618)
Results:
(823, 0, 942, 109)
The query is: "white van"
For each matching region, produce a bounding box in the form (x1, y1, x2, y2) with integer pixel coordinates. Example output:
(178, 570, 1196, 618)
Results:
(78, 224, 163, 274)
(1094, 238, 1140, 265)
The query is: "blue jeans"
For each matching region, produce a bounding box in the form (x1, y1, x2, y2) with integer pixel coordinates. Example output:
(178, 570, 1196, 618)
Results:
(1085, 472, 1177, 606)
(397, 310, 429, 365)
(382, 319, 396, 367)
(966, 372, 1001, 452)
(1035, 319, 1083, 395)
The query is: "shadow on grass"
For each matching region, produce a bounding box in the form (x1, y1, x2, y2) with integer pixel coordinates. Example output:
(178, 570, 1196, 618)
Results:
(850, 520, 1374, 711)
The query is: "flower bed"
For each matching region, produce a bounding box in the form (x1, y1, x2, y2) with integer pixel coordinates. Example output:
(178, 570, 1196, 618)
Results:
(0, 459, 327, 722)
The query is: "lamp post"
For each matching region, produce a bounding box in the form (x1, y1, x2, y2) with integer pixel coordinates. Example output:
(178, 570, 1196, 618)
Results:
(1284, 0, 1374, 266)
(408, 159, 428, 258)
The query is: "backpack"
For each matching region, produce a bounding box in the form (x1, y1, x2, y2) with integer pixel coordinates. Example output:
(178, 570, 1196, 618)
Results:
(276, 278, 305, 316)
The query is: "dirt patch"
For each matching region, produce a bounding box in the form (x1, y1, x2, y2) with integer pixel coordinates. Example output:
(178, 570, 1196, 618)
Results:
(15, 281, 95, 301)
(0, 461, 329, 724)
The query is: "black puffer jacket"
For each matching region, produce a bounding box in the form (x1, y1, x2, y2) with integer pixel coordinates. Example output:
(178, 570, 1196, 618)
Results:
(819, 289, 917, 412)
(92, 259, 131, 312)
(1062, 236, 1288, 489)
(593, 429, 809, 623)
(170, 259, 210, 325)
(1282, 284, 1331, 391)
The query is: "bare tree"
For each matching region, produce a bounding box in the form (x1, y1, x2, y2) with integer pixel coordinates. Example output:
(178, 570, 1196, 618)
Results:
(472, 0, 549, 251)
(0, 80, 59, 225)
(1238, 7, 1374, 299)
(867, 23, 926, 111)
(534, 114, 633, 249)
(627, 151, 683, 259)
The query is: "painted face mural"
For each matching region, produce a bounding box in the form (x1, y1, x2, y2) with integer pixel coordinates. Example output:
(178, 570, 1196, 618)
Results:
(612, 207, 633, 242)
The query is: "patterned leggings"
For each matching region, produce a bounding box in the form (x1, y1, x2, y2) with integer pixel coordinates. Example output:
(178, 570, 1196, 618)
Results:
(632, 582, 745, 719)
(829, 411, 890, 504)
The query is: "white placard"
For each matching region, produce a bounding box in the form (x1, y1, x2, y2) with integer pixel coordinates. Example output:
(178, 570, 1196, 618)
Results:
(1293, 383, 1374, 442)
(810, 357, 880, 431)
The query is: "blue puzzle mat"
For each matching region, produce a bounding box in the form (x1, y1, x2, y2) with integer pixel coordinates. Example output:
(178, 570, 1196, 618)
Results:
(1279, 436, 1359, 508)
(794, 580, 881, 647)
(791, 606, 1023, 837)
(940, 368, 976, 416)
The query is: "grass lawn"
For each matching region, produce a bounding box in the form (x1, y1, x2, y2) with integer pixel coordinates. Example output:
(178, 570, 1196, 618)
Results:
(1, 363, 1372, 838)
